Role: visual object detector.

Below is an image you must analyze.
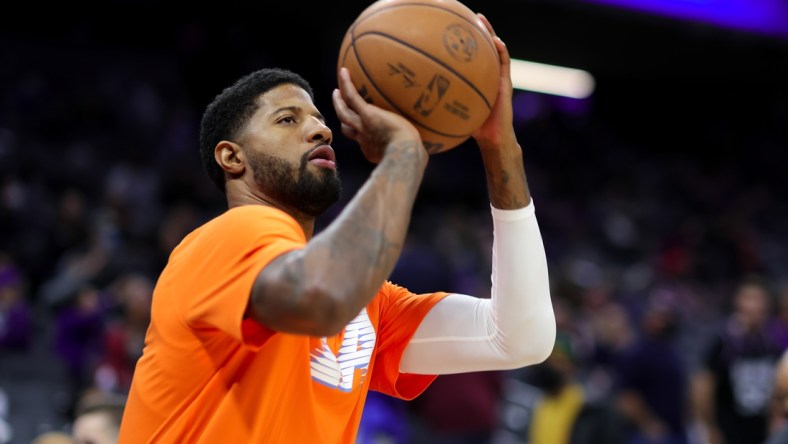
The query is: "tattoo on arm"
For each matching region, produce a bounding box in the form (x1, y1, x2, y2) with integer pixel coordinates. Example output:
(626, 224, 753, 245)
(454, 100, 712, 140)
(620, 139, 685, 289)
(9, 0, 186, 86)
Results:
(481, 146, 530, 210)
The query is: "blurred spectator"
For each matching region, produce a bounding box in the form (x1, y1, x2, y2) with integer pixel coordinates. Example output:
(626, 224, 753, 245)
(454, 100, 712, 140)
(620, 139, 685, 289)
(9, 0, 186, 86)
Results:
(93, 272, 153, 394)
(568, 296, 633, 444)
(582, 299, 635, 404)
(49, 189, 91, 269)
(31, 431, 76, 444)
(528, 334, 586, 444)
(692, 276, 783, 444)
(53, 284, 110, 416)
(615, 294, 690, 444)
(0, 254, 33, 352)
(71, 391, 125, 444)
(569, 400, 628, 444)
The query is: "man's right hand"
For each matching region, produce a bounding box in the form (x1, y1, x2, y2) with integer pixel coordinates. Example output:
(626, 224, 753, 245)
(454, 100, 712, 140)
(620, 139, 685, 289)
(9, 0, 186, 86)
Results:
(332, 67, 427, 164)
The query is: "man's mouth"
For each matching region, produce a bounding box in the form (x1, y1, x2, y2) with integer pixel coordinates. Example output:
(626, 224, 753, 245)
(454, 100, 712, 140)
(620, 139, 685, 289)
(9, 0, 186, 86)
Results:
(307, 145, 337, 169)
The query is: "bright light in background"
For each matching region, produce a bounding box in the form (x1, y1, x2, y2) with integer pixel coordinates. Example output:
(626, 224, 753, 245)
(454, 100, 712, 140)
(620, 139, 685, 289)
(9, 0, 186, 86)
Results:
(509, 59, 596, 99)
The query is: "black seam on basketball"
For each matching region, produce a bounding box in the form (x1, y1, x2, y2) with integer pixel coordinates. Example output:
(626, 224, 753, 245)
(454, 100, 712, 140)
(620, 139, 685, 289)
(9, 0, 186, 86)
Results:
(340, 38, 349, 70)
(353, 30, 494, 110)
(351, 38, 473, 139)
(351, 2, 498, 58)
(347, 19, 472, 139)
(341, 18, 359, 70)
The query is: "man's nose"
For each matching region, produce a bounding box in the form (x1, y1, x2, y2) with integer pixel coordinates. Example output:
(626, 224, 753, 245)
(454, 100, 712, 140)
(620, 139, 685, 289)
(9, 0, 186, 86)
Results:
(307, 118, 332, 144)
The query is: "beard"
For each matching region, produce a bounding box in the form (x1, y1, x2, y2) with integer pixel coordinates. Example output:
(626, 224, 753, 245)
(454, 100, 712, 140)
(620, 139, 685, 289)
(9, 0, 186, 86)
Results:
(246, 148, 342, 217)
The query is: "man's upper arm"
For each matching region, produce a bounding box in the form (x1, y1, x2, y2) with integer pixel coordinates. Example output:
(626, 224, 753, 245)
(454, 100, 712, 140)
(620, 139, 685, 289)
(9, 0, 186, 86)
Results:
(177, 205, 305, 345)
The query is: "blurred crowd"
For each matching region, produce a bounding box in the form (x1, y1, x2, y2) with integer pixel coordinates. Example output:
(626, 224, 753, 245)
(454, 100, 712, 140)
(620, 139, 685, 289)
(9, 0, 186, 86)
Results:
(2, 24, 788, 444)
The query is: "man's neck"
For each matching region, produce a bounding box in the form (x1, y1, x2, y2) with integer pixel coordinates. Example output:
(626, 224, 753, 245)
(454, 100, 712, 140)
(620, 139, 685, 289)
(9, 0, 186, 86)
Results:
(226, 188, 315, 240)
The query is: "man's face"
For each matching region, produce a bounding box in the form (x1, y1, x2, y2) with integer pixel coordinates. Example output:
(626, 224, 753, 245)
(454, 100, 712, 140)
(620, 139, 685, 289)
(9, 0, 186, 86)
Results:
(735, 284, 769, 329)
(237, 84, 341, 216)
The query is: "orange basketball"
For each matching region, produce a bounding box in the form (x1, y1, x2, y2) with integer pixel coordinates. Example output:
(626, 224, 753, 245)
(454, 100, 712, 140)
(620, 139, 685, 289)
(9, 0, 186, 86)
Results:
(338, 0, 500, 154)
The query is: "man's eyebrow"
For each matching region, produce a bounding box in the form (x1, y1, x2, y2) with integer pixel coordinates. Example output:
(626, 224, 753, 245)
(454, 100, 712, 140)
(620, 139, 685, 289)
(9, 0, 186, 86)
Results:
(271, 105, 300, 116)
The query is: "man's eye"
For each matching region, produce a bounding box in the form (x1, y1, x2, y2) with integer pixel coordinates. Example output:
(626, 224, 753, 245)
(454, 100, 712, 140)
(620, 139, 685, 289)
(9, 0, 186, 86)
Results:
(278, 116, 296, 124)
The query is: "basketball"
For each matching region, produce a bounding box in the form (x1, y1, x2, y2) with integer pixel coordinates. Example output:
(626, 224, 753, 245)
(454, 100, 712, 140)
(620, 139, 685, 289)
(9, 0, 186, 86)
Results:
(338, 0, 500, 154)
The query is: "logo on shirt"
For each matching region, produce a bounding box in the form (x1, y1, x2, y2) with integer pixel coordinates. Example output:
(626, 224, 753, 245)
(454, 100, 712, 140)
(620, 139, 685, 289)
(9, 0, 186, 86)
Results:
(310, 309, 376, 392)
(730, 357, 775, 415)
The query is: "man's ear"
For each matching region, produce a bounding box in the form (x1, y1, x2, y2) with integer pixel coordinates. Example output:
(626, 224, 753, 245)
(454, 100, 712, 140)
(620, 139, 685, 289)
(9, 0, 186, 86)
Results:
(215, 141, 245, 177)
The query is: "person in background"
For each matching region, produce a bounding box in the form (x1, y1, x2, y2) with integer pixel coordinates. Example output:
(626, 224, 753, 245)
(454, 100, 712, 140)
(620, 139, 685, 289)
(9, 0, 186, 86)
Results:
(692, 276, 783, 444)
(0, 254, 33, 352)
(615, 296, 690, 444)
(93, 273, 153, 394)
(529, 334, 586, 444)
(31, 431, 76, 444)
(71, 392, 125, 444)
(52, 283, 109, 418)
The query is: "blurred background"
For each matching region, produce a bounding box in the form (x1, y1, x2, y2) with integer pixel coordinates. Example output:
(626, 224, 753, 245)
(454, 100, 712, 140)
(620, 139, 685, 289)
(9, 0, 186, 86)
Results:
(1, 1, 787, 443)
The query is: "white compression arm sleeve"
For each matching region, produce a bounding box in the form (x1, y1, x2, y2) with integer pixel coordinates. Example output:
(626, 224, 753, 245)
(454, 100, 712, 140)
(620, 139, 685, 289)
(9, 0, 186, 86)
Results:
(400, 200, 556, 375)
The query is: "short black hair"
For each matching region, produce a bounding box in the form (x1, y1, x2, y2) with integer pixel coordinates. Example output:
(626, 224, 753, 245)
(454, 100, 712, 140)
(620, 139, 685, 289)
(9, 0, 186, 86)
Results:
(199, 68, 315, 191)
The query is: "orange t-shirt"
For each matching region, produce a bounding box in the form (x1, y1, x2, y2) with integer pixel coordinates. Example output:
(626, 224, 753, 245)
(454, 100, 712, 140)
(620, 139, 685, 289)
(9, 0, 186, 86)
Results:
(118, 205, 448, 444)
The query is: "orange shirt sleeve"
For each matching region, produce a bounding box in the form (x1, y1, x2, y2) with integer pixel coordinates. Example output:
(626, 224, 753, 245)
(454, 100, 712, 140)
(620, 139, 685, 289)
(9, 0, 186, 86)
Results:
(171, 205, 305, 348)
(370, 282, 450, 400)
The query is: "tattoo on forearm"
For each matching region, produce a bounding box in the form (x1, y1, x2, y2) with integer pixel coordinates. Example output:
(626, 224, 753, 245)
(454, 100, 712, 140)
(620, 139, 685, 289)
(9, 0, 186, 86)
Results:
(385, 141, 424, 198)
(484, 154, 529, 209)
(330, 216, 403, 267)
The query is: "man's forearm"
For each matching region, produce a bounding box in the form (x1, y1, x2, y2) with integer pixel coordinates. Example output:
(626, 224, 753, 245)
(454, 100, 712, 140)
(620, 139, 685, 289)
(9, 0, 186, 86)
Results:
(478, 134, 530, 209)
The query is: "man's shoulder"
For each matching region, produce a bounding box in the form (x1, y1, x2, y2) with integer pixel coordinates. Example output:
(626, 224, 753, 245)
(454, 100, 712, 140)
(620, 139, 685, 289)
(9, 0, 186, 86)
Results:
(171, 205, 303, 258)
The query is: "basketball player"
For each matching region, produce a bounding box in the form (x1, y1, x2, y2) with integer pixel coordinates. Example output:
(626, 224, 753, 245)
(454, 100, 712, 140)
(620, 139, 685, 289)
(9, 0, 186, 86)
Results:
(118, 15, 555, 443)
